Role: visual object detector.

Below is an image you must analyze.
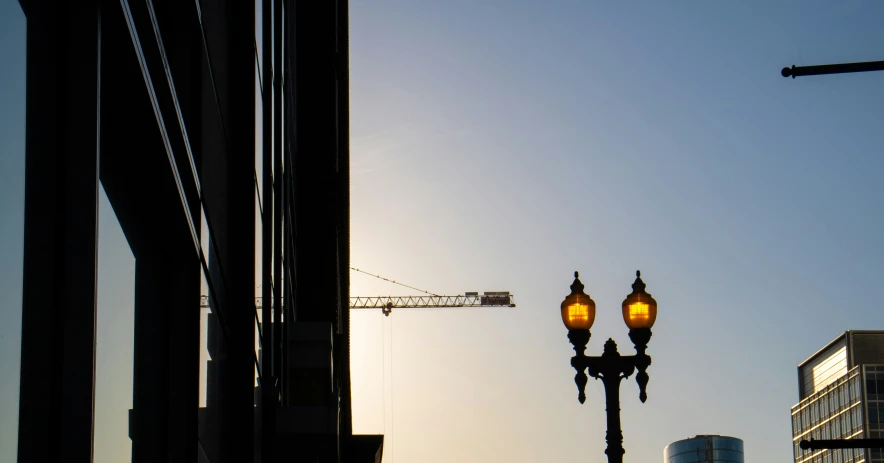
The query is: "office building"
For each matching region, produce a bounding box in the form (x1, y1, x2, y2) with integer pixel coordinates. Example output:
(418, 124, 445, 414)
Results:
(15, 0, 380, 461)
(791, 331, 884, 463)
(664, 435, 744, 463)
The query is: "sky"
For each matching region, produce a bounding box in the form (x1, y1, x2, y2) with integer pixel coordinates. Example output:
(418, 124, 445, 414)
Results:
(2, 1, 884, 463)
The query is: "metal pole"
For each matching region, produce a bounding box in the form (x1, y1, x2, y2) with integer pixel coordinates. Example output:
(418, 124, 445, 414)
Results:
(603, 375, 626, 463)
(800, 439, 884, 450)
(782, 61, 884, 78)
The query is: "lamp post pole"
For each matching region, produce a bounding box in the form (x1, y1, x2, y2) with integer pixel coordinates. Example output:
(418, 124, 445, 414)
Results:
(782, 61, 884, 79)
(561, 272, 656, 463)
(800, 439, 884, 450)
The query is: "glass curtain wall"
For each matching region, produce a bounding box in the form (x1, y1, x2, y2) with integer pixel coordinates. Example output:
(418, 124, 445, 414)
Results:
(864, 366, 884, 463)
(792, 367, 866, 463)
(664, 436, 744, 463)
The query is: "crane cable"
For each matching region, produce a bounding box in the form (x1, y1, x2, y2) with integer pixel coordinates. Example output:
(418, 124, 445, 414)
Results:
(381, 315, 387, 456)
(390, 316, 395, 463)
(352, 265, 437, 462)
(350, 267, 440, 296)
(381, 311, 394, 463)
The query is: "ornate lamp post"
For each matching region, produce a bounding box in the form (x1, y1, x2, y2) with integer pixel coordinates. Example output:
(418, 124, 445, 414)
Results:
(561, 271, 657, 463)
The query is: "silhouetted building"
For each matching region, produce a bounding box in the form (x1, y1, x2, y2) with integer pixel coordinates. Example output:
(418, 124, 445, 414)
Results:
(15, 0, 380, 462)
(791, 331, 884, 463)
(664, 435, 744, 463)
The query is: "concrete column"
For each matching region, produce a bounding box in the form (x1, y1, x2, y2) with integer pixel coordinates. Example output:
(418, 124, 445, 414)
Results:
(17, 1, 101, 461)
(131, 254, 200, 462)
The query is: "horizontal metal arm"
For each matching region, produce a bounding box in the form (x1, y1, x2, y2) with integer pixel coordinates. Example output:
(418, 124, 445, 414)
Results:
(782, 61, 884, 78)
(200, 294, 516, 309)
(800, 439, 884, 450)
(573, 353, 638, 377)
(350, 294, 516, 309)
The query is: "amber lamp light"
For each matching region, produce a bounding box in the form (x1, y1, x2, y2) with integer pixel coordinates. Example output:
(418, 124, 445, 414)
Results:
(561, 271, 596, 330)
(621, 270, 657, 329)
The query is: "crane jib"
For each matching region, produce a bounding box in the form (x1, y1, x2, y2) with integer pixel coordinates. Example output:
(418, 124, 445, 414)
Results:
(349, 294, 515, 309)
(199, 293, 516, 309)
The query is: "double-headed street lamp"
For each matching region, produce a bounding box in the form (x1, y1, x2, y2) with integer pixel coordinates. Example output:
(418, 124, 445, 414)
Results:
(561, 271, 657, 463)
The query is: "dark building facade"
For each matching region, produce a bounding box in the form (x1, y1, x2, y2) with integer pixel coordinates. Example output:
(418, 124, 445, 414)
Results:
(15, 0, 380, 461)
(791, 331, 884, 463)
(664, 435, 744, 463)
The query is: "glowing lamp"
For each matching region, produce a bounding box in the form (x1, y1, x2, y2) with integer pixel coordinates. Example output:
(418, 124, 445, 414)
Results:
(561, 272, 596, 330)
(561, 269, 657, 459)
(621, 270, 657, 329)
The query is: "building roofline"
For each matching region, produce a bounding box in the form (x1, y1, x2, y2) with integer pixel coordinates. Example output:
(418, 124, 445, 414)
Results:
(663, 435, 743, 451)
(797, 331, 884, 369)
(798, 332, 848, 370)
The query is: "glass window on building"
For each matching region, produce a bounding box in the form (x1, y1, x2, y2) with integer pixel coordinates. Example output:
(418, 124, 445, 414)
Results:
(872, 402, 884, 429)
(854, 378, 862, 401)
(868, 375, 883, 400)
(857, 406, 864, 429)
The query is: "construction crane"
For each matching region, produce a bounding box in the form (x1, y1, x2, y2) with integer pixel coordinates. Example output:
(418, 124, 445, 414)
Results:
(197, 268, 515, 463)
(347, 267, 515, 315)
(351, 293, 515, 315)
(199, 293, 516, 314)
(200, 267, 517, 315)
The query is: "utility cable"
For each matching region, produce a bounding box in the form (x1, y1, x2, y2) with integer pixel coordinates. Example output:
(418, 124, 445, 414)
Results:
(350, 267, 439, 296)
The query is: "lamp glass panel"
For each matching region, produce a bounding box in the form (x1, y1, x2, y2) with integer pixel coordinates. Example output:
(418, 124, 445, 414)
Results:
(567, 301, 591, 326)
(561, 293, 595, 330)
(628, 302, 649, 325)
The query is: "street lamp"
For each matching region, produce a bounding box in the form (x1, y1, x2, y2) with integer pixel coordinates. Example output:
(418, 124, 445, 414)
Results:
(561, 270, 657, 463)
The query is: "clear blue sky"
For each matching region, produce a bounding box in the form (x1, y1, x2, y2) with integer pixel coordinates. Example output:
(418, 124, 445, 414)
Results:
(3, 1, 884, 462)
